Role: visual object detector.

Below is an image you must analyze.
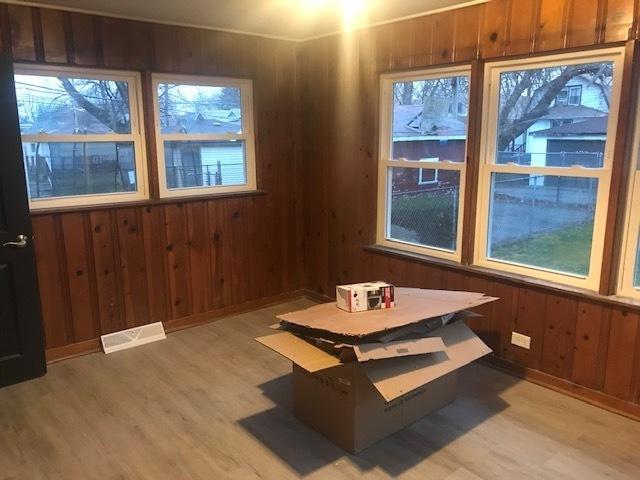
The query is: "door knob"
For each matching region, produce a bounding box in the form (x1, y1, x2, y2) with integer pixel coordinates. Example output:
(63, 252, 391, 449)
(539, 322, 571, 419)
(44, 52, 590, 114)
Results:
(2, 234, 28, 248)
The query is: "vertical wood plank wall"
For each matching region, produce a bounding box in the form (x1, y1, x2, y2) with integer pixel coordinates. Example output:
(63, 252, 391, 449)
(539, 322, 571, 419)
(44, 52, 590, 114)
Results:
(299, 0, 640, 418)
(0, 3, 304, 360)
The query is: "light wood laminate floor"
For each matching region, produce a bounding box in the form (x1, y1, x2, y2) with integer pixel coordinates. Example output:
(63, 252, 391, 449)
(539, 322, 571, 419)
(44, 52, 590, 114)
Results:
(1, 297, 639, 479)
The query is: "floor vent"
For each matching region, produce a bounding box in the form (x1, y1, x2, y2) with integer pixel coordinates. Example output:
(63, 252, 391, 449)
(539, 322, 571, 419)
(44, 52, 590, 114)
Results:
(101, 322, 166, 354)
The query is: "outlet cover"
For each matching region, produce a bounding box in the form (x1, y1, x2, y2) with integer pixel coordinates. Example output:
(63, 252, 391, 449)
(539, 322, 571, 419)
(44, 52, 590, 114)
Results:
(511, 331, 531, 350)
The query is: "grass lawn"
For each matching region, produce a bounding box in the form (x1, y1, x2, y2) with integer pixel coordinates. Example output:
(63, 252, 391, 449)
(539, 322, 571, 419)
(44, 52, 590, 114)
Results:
(390, 193, 456, 250)
(491, 221, 594, 277)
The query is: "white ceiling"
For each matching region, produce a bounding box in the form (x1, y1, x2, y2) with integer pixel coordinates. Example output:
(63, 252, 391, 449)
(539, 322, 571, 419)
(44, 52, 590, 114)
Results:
(13, 0, 489, 41)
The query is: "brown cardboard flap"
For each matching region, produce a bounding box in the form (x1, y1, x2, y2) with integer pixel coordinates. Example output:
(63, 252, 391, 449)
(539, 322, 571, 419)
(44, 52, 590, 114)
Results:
(277, 288, 498, 337)
(352, 337, 446, 362)
(255, 332, 342, 372)
(361, 322, 492, 402)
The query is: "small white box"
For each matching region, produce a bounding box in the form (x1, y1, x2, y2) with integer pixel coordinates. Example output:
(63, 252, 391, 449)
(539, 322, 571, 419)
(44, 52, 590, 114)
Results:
(336, 281, 395, 313)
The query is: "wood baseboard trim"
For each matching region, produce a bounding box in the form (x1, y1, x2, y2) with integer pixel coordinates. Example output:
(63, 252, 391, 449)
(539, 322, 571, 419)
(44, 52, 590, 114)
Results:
(480, 356, 640, 422)
(300, 288, 333, 303)
(45, 289, 305, 364)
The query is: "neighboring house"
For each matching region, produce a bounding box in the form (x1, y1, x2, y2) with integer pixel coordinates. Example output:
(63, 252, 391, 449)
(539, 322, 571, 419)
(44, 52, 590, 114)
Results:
(392, 101, 467, 194)
(501, 75, 610, 185)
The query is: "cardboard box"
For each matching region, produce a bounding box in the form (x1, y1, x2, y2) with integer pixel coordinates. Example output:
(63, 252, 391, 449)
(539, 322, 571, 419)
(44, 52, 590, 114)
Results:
(336, 281, 394, 312)
(256, 288, 497, 453)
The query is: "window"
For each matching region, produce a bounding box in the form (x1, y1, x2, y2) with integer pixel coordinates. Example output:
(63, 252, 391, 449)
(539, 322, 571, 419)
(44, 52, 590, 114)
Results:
(618, 95, 640, 299)
(152, 74, 256, 198)
(15, 65, 148, 208)
(556, 85, 582, 106)
(475, 49, 625, 289)
(377, 66, 470, 260)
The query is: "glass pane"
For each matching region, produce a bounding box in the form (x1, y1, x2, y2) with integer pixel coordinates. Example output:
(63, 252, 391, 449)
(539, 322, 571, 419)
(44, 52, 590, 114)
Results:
(495, 61, 613, 168)
(388, 167, 460, 251)
(487, 173, 598, 276)
(23, 142, 137, 199)
(15, 74, 131, 134)
(157, 83, 242, 135)
(163, 140, 246, 189)
(391, 75, 468, 162)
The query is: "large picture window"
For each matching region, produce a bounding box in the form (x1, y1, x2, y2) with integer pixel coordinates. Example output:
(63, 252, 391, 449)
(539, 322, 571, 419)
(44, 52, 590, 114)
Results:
(152, 74, 256, 198)
(377, 66, 470, 260)
(475, 48, 625, 289)
(15, 65, 148, 208)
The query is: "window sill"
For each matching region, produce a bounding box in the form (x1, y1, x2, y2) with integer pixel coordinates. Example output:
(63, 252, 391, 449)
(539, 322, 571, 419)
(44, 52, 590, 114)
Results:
(364, 244, 640, 311)
(29, 190, 268, 216)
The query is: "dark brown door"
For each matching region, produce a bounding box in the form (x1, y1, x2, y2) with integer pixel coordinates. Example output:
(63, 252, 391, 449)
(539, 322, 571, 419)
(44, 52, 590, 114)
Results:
(0, 55, 46, 387)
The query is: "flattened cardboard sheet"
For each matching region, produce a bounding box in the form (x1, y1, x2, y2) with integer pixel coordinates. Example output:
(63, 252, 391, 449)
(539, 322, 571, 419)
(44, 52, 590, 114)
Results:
(352, 336, 446, 362)
(361, 321, 492, 401)
(277, 288, 497, 337)
(255, 332, 341, 372)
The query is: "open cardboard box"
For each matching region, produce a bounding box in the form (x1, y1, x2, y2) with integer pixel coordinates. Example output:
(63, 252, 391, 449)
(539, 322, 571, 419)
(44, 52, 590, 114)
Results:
(256, 288, 497, 453)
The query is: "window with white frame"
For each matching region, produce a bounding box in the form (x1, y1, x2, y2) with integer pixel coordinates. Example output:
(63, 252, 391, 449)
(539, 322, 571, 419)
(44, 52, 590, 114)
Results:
(377, 66, 470, 260)
(15, 65, 148, 208)
(617, 97, 640, 299)
(475, 48, 625, 290)
(152, 74, 256, 198)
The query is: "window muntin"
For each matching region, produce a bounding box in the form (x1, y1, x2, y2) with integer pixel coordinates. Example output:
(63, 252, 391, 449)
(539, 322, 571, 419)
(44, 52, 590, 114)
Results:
(377, 66, 470, 260)
(15, 65, 147, 208)
(475, 49, 625, 290)
(153, 75, 256, 198)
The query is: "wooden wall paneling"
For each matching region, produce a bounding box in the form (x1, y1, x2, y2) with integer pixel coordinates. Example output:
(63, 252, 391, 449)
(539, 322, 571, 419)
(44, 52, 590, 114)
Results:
(603, 309, 640, 400)
(389, 19, 414, 69)
(225, 197, 250, 305)
(453, 5, 481, 62)
(31, 7, 43, 62)
(374, 22, 394, 71)
(89, 210, 125, 334)
(508, 287, 547, 368)
(39, 8, 66, 64)
(176, 26, 203, 74)
(536, 0, 569, 51)
(0, 4, 10, 55)
(185, 201, 212, 315)
(7, 4, 35, 61)
(488, 281, 519, 356)
(480, 0, 510, 58)
(116, 208, 150, 327)
(571, 301, 611, 389)
(506, 0, 539, 55)
(410, 14, 434, 67)
(423, 264, 446, 290)
(444, 269, 469, 291)
(68, 12, 99, 66)
(60, 213, 99, 342)
(540, 295, 578, 379)
(466, 275, 495, 344)
(207, 199, 229, 309)
(140, 206, 169, 324)
(164, 203, 192, 319)
(566, 0, 601, 47)
(432, 12, 456, 64)
(126, 20, 154, 71)
(100, 17, 129, 69)
(152, 23, 179, 72)
(31, 215, 72, 348)
(605, 0, 636, 42)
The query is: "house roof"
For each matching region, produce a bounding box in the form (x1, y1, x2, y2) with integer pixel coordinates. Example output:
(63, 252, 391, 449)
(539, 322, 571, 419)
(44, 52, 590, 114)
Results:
(531, 116, 608, 137)
(393, 104, 467, 138)
(162, 112, 241, 134)
(539, 105, 607, 120)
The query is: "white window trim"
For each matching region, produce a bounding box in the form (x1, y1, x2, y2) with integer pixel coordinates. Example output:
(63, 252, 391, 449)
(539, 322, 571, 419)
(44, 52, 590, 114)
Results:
(418, 168, 439, 185)
(151, 73, 257, 198)
(15, 64, 149, 209)
(617, 89, 640, 299)
(474, 47, 626, 291)
(376, 65, 470, 262)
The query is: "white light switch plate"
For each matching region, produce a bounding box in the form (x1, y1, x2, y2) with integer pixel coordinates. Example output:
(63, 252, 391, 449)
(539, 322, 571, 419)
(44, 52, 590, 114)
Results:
(511, 331, 531, 350)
